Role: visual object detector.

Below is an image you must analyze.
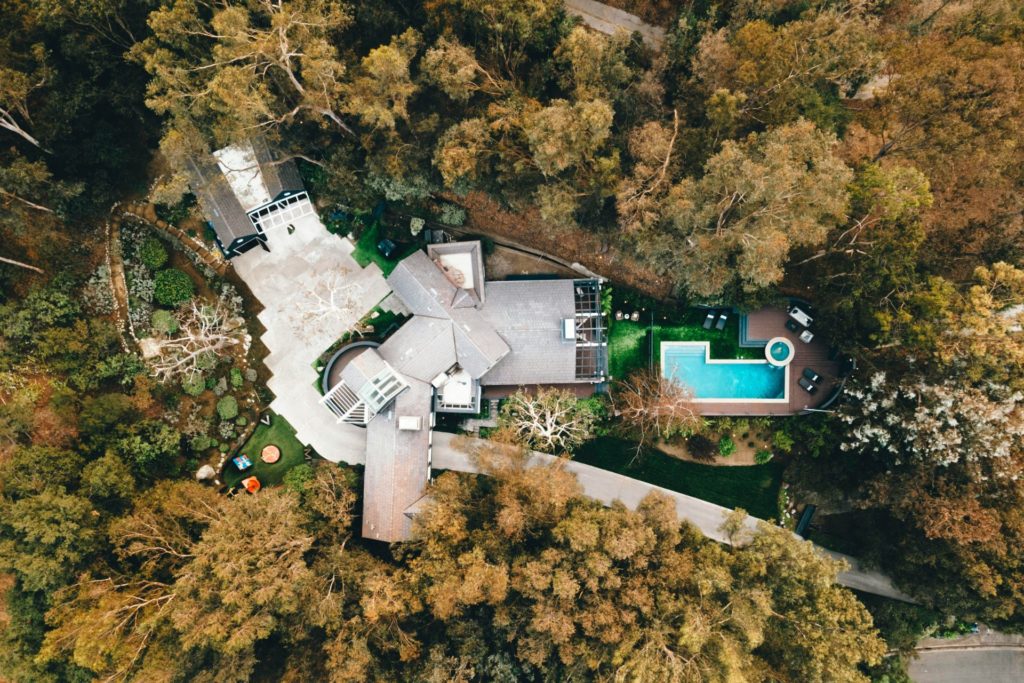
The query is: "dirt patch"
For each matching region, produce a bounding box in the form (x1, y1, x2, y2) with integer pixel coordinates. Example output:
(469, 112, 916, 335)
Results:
(452, 191, 674, 299)
(657, 430, 775, 467)
(486, 245, 577, 280)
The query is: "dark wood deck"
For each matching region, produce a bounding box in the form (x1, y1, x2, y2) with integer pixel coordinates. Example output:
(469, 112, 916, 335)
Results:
(688, 308, 838, 416)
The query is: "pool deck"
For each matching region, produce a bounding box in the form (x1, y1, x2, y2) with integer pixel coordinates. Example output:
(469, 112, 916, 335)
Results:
(689, 308, 839, 416)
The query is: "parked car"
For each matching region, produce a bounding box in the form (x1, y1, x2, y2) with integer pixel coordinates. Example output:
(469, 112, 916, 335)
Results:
(798, 377, 818, 394)
(802, 367, 822, 384)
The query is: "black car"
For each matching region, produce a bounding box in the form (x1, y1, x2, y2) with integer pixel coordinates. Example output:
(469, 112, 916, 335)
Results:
(802, 367, 822, 384)
(798, 377, 818, 394)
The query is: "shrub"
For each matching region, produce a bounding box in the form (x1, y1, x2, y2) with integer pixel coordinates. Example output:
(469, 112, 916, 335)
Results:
(438, 202, 466, 226)
(754, 449, 774, 465)
(181, 374, 205, 397)
(687, 434, 717, 462)
(772, 429, 795, 454)
(244, 368, 258, 382)
(284, 463, 315, 495)
(153, 269, 194, 306)
(218, 421, 236, 440)
(718, 435, 737, 457)
(213, 377, 228, 396)
(189, 434, 214, 451)
(409, 216, 425, 236)
(218, 442, 229, 453)
(230, 367, 244, 388)
(139, 236, 169, 269)
(235, 416, 248, 427)
(151, 309, 179, 335)
(216, 395, 239, 420)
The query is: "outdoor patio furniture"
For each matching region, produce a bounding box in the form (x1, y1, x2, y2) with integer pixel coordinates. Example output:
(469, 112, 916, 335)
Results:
(799, 329, 814, 343)
(241, 476, 261, 494)
(629, 311, 640, 322)
(788, 306, 813, 327)
(802, 367, 822, 384)
(377, 238, 397, 259)
(615, 310, 623, 320)
(703, 311, 715, 329)
(232, 454, 253, 471)
(715, 311, 728, 330)
(798, 377, 818, 394)
(261, 444, 281, 464)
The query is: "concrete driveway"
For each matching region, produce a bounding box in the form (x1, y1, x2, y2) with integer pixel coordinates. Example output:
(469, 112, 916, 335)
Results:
(232, 213, 390, 463)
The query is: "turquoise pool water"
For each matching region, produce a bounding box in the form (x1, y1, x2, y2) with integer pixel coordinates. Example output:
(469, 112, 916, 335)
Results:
(663, 343, 786, 400)
(769, 340, 792, 362)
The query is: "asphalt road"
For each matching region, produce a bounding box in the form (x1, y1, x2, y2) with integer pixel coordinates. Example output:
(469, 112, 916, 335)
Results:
(909, 648, 1024, 682)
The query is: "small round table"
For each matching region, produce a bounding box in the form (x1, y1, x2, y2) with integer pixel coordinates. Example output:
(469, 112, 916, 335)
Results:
(260, 444, 281, 464)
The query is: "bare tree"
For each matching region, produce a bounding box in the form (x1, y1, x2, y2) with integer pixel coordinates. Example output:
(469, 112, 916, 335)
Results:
(611, 369, 701, 460)
(497, 388, 600, 454)
(148, 300, 246, 381)
(0, 254, 44, 274)
(289, 270, 367, 337)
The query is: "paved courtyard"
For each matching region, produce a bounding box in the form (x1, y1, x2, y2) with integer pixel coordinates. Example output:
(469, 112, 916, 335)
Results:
(232, 213, 390, 464)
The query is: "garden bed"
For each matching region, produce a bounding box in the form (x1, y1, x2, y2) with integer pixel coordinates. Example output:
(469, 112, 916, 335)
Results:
(350, 220, 421, 276)
(574, 437, 784, 520)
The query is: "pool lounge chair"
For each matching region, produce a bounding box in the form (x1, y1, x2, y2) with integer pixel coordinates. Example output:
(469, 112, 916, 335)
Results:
(703, 310, 715, 329)
(802, 367, 822, 384)
(798, 376, 818, 394)
(715, 311, 728, 330)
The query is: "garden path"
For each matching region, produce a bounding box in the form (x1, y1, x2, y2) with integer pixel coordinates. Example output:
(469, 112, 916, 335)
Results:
(432, 431, 914, 602)
(232, 213, 391, 463)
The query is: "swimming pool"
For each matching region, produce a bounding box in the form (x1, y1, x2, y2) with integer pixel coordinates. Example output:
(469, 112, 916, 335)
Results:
(661, 342, 788, 402)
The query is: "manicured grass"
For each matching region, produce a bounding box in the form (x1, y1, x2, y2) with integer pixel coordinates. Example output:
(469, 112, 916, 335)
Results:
(574, 437, 784, 520)
(350, 221, 419, 276)
(608, 309, 761, 379)
(224, 414, 306, 489)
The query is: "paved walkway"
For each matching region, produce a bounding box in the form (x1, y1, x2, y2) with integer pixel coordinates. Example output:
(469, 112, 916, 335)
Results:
(231, 213, 390, 464)
(431, 431, 912, 601)
(565, 0, 666, 49)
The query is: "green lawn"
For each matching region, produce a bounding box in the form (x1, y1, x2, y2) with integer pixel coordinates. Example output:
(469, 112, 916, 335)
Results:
(350, 221, 420, 276)
(224, 414, 306, 489)
(574, 437, 784, 520)
(608, 309, 761, 378)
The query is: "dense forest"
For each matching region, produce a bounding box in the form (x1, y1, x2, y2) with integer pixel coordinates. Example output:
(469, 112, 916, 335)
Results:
(2, 0, 1023, 681)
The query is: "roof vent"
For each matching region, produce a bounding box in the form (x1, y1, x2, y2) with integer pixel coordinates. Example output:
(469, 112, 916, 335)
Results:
(562, 318, 575, 340)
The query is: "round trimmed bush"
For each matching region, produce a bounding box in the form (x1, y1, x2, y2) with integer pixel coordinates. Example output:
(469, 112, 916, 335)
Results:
(139, 236, 168, 269)
(151, 309, 179, 335)
(182, 374, 205, 397)
(216, 395, 239, 420)
(153, 269, 194, 306)
(754, 449, 774, 465)
(718, 435, 737, 457)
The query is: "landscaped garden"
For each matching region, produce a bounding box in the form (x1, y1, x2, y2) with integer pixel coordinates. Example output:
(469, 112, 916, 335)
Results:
(608, 303, 761, 379)
(350, 219, 421, 276)
(223, 414, 306, 489)
(574, 437, 785, 520)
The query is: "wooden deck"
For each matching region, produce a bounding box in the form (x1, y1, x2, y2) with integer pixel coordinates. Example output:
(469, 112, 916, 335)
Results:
(688, 308, 838, 417)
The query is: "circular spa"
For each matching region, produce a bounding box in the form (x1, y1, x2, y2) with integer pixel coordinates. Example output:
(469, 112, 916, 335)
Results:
(322, 340, 382, 394)
(765, 336, 795, 367)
